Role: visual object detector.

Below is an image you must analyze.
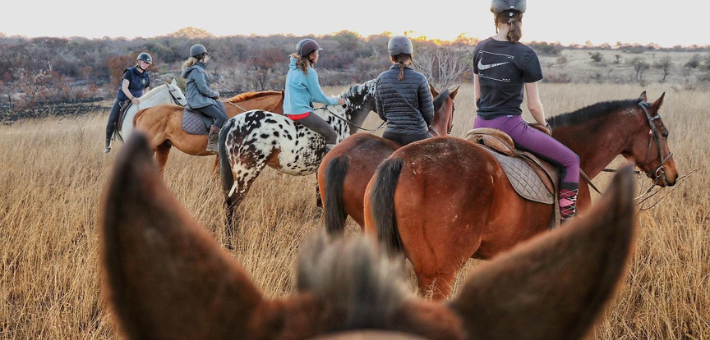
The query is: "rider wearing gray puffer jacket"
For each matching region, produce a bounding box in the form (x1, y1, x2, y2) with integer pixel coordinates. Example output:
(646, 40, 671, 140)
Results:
(375, 35, 434, 146)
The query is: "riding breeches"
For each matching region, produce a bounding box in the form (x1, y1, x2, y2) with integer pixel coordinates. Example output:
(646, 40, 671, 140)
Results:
(196, 104, 228, 128)
(106, 98, 125, 140)
(474, 115, 580, 188)
(288, 113, 337, 145)
(382, 130, 430, 146)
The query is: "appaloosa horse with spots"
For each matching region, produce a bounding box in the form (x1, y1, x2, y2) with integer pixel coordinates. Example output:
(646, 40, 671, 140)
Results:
(219, 79, 378, 243)
(101, 130, 638, 340)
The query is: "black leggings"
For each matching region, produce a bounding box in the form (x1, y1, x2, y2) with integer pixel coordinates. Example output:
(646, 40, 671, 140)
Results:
(294, 113, 337, 145)
(382, 131, 430, 146)
(105, 98, 124, 140)
(196, 103, 228, 128)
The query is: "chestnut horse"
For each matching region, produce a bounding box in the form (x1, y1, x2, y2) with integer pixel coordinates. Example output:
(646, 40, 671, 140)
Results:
(364, 92, 677, 300)
(100, 130, 637, 340)
(219, 79, 378, 245)
(132, 90, 284, 174)
(318, 85, 458, 235)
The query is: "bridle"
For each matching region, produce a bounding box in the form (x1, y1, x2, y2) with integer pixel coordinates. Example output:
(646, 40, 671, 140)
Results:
(636, 101, 672, 184)
(166, 83, 186, 106)
(321, 103, 386, 133)
(585, 101, 673, 196)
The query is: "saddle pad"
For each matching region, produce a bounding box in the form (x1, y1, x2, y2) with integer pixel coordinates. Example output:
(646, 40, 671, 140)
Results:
(182, 108, 209, 135)
(484, 148, 555, 205)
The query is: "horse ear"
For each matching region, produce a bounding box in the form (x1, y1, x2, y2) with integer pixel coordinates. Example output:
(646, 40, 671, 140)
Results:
(449, 85, 460, 100)
(652, 92, 666, 110)
(639, 91, 648, 102)
(448, 165, 636, 340)
(100, 131, 267, 339)
(429, 83, 439, 98)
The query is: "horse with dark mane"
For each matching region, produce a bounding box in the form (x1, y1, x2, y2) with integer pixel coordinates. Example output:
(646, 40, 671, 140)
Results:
(318, 85, 458, 235)
(364, 92, 677, 299)
(132, 90, 284, 174)
(100, 130, 638, 340)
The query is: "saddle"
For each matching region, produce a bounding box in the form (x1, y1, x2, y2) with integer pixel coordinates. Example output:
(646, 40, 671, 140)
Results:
(465, 127, 561, 229)
(116, 100, 132, 132)
(182, 101, 227, 135)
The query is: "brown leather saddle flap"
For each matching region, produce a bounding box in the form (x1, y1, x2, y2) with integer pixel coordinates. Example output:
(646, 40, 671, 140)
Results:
(465, 128, 558, 196)
(116, 100, 132, 132)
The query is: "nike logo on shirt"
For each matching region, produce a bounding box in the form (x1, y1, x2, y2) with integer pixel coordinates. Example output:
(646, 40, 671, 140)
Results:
(478, 60, 510, 70)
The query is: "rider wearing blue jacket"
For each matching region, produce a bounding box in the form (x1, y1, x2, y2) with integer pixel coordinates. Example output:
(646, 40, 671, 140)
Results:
(283, 39, 345, 153)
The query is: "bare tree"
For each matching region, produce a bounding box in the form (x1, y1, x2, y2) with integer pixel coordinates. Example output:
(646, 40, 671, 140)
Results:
(413, 47, 469, 90)
(629, 57, 650, 82)
(654, 56, 673, 83)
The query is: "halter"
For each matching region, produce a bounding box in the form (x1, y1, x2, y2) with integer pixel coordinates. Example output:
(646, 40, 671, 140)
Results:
(166, 83, 185, 106)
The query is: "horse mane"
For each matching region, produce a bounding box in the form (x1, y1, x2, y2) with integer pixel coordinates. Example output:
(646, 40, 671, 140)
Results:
(296, 232, 411, 331)
(547, 98, 642, 129)
(137, 83, 167, 101)
(432, 89, 451, 118)
(225, 91, 282, 103)
(338, 79, 377, 99)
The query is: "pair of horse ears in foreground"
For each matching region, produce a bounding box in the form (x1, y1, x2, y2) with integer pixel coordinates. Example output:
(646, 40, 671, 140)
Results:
(101, 131, 637, 340)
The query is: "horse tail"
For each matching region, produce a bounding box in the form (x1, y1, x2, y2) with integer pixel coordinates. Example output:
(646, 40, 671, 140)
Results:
(370, 157, 404, 256)
(219, 119, 236, 196)
(324, 156, 350, 236)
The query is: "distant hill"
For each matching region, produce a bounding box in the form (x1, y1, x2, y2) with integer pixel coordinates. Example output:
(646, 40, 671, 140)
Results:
(168, 27, 215, 39)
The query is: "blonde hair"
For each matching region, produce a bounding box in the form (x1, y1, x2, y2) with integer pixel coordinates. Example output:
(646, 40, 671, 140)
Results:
(390, 54, 412, 81)
(290, 52, 314, 75)
(181, 57, 199, 70)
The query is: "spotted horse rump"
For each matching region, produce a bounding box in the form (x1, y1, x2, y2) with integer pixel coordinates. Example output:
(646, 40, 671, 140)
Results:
(218, 79, 378, 244)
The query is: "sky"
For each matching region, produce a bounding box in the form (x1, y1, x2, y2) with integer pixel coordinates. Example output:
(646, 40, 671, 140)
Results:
(1, 0, 705, 47)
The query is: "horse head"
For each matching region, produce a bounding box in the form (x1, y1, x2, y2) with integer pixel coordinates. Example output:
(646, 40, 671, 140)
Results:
(165, 78, 187, 106)
(102, 131, 638, 340)
(625, 91, 677, 187)
(430, 85, 459, 136)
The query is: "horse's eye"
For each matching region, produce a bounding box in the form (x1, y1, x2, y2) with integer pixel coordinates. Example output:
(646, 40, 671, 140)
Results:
(662, 132, 669, 139)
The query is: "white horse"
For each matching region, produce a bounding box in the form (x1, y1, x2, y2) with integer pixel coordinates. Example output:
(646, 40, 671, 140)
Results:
(117, 79, 187, 142)
(218, 79, 378, 240)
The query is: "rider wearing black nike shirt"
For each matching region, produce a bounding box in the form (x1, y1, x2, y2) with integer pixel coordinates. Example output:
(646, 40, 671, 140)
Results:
(472, 37, 542, 119)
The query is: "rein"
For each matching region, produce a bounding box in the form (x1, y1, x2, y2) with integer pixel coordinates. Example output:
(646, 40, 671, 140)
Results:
(321, 104, 386, 133)
(225, 100, 249, 112)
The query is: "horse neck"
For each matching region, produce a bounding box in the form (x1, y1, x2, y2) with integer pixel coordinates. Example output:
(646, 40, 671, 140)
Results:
(552, 111, 636, 179)
(141, 85, 169, 106)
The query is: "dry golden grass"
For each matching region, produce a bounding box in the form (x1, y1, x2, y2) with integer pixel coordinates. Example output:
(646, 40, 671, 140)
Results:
(1, 83, 708, 339)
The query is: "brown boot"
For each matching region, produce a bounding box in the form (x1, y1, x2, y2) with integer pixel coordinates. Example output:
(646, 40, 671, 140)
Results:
(206, 125, 220, 152)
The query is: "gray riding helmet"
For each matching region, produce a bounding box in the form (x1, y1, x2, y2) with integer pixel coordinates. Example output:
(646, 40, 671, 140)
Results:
(297, 39, 322, 58)
(190, 44, 208, 58)
(137, 52, 152, 64)
(387, 36, 413, 56)
(491, 0, 526, 14)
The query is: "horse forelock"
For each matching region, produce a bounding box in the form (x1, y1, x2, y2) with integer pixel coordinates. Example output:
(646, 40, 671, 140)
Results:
(432, 89, 450, 118)
(547, 98, 642, 129)
(296, 232, 412, 330)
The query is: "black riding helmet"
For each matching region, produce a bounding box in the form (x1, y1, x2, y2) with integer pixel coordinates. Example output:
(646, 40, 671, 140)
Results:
(136, 52, 152, 64)
(490, 0, 526, 15)
(190, 44, 208, 59)
(387, 35, 413, 56)
(297, 39, 322, 58)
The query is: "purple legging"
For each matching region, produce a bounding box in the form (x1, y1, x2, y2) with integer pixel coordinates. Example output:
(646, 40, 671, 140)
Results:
(474, 115, 580, 186)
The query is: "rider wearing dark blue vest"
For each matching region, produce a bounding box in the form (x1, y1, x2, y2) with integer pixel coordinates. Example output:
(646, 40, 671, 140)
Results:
(104, 52, 152, 153)
(375, 36, 434, 146)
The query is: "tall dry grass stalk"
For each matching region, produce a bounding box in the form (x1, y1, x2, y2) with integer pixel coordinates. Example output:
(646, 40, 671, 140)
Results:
(0, 83, 708, 339)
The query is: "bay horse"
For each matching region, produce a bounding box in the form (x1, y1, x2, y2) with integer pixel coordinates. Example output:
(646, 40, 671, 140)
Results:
(132, 90, 284, 174)
(219, 79, 378, 244)
(101, 130, 638, 340)
(318, 85, 458, 235)
(116, 78, 187, 142)
(364, 92, 678, 300)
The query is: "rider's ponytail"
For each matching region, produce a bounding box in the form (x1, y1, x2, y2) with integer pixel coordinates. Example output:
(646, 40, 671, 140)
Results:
(495, 11, 523, 43)
(391, 54, 412, 81)
(181, 57, 199, 70)
(290, 52, 313, 75)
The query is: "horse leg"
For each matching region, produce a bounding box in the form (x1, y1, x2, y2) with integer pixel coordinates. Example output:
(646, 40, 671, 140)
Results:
(417, 269, 458, 301)
(155, 141, 171, 176)
(211, 156, 220, 180)
(222, 164, 264, 250)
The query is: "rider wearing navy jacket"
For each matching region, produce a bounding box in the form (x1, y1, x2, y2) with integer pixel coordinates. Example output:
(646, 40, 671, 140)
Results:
(375, 35, 434, 146)
(104, 52, 151, 153)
